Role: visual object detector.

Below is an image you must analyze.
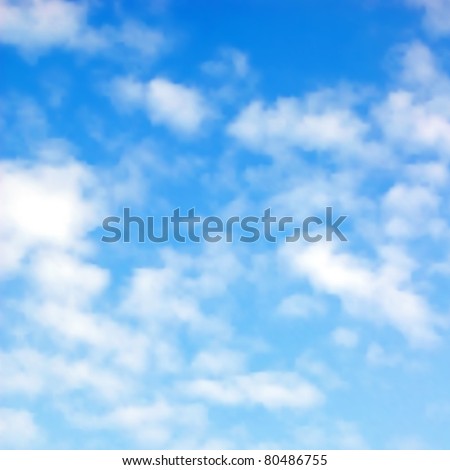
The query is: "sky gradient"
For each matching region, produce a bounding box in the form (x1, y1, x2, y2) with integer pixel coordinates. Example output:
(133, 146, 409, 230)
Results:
(1, 0, 450, 450)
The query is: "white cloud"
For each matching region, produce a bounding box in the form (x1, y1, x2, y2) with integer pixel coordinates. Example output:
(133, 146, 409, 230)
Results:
(331, 327, 359, 348)
(374, 42, 450, 158)
(396, 41, 442, 86)
(0, 408, 41, 449)
(381, 183, 445, 239)
(0, 157, 105, 278)
(281, 243, 440, 347)
(17, 248, 157, 374)
(227, 92, 368, 158)
(405, 0, 450, 36)
(373, 90, 450, 156)
(0, 0, 165, 59)
(227, 41, 450, 165)
(182, 372, 325, 410)
(65, 400, 208, 448)
(121, 246, 242, 336)
(122, 266, 204, 323)
(406, 161, 449, 187)
(28, 250, 109, 304)
(0, 0, 92, 53)
(23, 299, 151, 373)
(110, 76, 212, 134)
(146, 78, 212, 134)
(0, 348, 129, 401)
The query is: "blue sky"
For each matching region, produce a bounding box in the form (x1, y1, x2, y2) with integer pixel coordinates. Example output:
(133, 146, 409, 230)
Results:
(1, 0, 450, 450)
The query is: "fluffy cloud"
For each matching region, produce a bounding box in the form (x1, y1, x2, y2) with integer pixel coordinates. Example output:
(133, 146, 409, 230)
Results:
(17, 246, 173, 375)
(0, 0, 165, 58)
(0, 157, 105, 277)
(381, 183, 445, 239)
(281, 243, 441, 347)
(228, 41, 450, 164)
(110, 76, 212, 134)
(146, 78, 212, 134)
(65, 400, 208, 448)
(28, 249, 109, 304)
(374, 42, 450, 158)
(0, 408, 41, 449)
(227, 92, 369, 158)
(373, 90, 450, 157)
(0, 348, 129, 401)
(0, 0, 92, 52)
(182, 372, 325, 410)
(405, 0, 450, 36)
(121, 246, 242, 334)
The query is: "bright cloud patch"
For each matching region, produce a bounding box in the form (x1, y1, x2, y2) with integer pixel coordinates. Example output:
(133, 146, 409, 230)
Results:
(228, 95, 368, 157)
(0, 408, 41, 449)
(282, 243, 441, 347)
(183, 372, 325, 409)
(0, 158, 105, 277)
(110, 76, 212, 134)
(0, 0, 165, 58)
